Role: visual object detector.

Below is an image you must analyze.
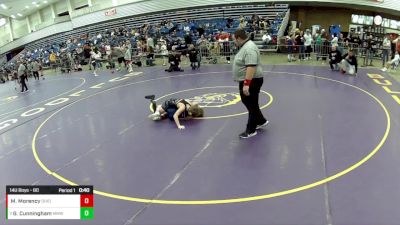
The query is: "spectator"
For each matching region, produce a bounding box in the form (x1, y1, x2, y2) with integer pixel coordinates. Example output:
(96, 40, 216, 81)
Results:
(364, 34, 375, 66)
(197, 34, 208, 59)
(217, 31, 231, 63)
(146, 46, 155, 66)
(165, 46, 183, 72)
(188, 44, 199, 70)
(382, 50, 399, 72)
(259, 19, 267, 31)
(295, 30, 305, 60)
(184, 33, 192, 46)
(49, 52, 56, 63)
(328, 46, 342, 71)
(394, 36, 400, 59)
(146, 35, 154, 50)
(382, 34, 391, 69)
(350, 32, 361, 55)
(176, 39, 188, 64)
(38, 60, 44, 79)
(287, 34, 295, 62)
(166, 20, 174, 33)
(183, 22, 190, 32)
(239, 19, 246, 29)
(337, 33, 344, 53)
(251, 14, 260, 25)
(113, 45, 125, 72)
(227, 16, 234, 28)
(124, 45, 133, 73)
(331, 34, 338, 47)
(303, 29, 313, 60)
(31, 60, 40, 80)
(90, 49, 101, 76)
(160, 41, 168, 66)
(320, 29, 329, 62)
(340, 49, 358, 76)
(18, 61, 28, 93)
(314, 30, 322, 61)
(262, 32, 271, 48)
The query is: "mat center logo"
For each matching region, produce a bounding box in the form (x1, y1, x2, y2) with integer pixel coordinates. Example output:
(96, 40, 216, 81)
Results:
(188, 92, 241, 108)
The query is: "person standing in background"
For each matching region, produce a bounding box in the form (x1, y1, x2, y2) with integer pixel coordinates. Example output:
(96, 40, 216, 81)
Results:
(160, 41, 168, 66)
(124, 45, 133, 73)
(31, 60, 40, 80)
(18, 61, 28, 93)
(382, 34, 391, 69)
(39, 60, 44, 80)
(303, 29, 313, 60)
(364, 34, 375, 66)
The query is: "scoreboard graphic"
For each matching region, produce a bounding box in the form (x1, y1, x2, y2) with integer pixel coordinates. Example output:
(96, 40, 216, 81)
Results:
(6, 186, 94, 220)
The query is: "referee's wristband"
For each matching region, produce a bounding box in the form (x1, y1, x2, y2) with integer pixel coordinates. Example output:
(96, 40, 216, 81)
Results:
(243, 79, 252, 86)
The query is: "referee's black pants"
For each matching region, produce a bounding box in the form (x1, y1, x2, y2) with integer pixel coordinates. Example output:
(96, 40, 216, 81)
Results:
(20, 75, 28, 92)
(239, 77, 267, 133)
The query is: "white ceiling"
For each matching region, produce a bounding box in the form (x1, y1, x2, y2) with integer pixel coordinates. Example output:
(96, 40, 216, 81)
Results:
(0, 0, 62, 19)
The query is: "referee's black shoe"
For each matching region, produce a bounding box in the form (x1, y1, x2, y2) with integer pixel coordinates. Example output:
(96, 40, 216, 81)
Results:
(256, 120, 269, 130)
(145, 95, 155, 100)
(239, 131, 257, 139)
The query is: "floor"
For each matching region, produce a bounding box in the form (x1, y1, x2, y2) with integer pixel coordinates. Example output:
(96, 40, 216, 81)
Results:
(1, 64, 400, 225)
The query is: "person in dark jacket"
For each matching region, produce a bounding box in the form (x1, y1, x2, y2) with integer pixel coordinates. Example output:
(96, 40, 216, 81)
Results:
(339, 49, 358, 76)
(188, 44, 199, 70)
(146, 46, 155, 66)
(165, 46, 184, 72)
(364, 35, 375, 66)
(328, 46, 343, 71)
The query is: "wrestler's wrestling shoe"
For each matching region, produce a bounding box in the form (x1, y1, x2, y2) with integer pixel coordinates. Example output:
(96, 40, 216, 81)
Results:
(148, 113, 161, 121)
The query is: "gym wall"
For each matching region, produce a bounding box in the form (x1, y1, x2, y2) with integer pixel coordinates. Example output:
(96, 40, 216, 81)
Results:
(290, 6, 400, 32)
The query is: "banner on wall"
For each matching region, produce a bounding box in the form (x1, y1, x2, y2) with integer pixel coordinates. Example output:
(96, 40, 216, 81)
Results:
(105, 8, 117, 16)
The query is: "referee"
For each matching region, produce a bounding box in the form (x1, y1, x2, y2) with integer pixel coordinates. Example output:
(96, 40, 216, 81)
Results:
(233, 29, 268, 138)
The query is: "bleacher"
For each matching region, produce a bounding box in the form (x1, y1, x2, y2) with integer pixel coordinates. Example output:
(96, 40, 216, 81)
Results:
(25, 4, 288, 52)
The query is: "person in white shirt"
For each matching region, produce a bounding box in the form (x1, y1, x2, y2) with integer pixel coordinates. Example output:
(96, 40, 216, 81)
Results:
(90, 49, 102, 76)
(105, 43, 111, 63)
(166, 21, 174, 31)
(303, 29, 313, 60)
(382, 51, 399, 71)
(184, 24, 190, 32)
(331, 34, 338, 47)
(160, 41, 168, 66)
(146, 36, 154, 50)
(262, 32, 271, 48)
(382, 34, 391, 68)
(239, 19, 247, 29)
(104, 43, 115, 73)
